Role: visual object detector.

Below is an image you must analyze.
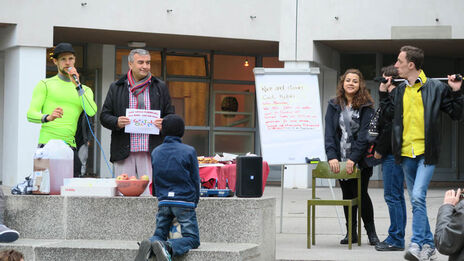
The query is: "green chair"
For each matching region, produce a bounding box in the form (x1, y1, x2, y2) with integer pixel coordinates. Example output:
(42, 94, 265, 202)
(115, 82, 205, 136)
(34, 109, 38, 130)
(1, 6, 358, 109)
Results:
(307, 161, 361, 249)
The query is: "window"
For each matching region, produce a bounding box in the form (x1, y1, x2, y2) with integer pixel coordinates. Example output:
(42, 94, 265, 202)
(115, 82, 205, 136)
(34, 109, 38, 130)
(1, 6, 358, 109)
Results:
(213, 84, 255, 128)
(112, 49, 264, 157)
(183, 130, 209, 156)
(166, 54, 209, 77)
(167, 81, 209, 126)
(214, 55, 255, 81)
(214, 132, 254, 154)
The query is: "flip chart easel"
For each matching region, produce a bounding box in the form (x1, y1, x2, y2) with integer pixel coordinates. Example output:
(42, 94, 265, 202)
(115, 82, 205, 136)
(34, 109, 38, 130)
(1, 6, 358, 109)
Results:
(253, 67, 343, 234)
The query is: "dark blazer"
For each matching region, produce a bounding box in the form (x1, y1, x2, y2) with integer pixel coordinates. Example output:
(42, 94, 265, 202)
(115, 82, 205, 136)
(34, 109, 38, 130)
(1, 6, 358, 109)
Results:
(100, 75, 174, 162)
(324, 98, 374, 165)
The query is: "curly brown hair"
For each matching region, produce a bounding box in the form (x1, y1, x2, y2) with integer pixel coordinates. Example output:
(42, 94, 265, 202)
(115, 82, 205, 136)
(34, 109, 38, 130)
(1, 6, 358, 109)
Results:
(335, 69, 373, 109)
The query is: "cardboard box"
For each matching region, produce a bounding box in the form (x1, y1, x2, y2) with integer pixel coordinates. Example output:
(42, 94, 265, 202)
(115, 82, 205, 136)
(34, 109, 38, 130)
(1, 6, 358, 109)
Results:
(60, 178, 117, 197)
(60, 186, 117, 197)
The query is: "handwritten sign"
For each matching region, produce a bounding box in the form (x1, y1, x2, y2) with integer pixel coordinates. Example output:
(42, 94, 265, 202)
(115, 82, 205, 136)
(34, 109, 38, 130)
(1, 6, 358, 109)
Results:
(254, 68, 326, 165)
(124, 109, 161, 135)
(261, 84, 320, 130)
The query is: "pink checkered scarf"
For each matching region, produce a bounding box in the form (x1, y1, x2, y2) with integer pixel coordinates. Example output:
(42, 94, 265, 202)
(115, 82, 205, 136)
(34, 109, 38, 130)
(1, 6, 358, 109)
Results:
(128, 71, 151, 152)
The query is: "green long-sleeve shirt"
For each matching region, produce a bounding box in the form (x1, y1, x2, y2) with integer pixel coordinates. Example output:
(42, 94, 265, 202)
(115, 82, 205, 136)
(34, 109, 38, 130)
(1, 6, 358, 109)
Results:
(27, 75, 97, 147)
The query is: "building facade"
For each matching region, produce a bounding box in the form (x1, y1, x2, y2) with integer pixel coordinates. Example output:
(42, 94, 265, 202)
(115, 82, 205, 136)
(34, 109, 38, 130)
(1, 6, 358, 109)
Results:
(1, 0, 464, 186)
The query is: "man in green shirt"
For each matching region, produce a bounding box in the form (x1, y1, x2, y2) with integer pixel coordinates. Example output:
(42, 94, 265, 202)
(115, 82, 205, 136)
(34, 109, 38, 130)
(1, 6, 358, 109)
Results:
(27, 43, 97, 176)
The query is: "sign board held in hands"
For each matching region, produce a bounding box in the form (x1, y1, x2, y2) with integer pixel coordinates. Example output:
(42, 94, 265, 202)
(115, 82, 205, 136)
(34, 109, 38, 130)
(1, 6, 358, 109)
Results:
(125, 109, 161, 135)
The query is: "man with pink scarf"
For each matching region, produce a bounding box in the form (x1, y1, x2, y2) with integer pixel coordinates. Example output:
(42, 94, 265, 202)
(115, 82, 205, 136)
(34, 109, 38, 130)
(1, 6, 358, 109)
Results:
(101, 49, 174, 195)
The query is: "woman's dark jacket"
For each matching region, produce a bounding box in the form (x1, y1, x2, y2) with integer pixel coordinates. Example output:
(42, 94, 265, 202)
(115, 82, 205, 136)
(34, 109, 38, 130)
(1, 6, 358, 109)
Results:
(324, 98, 375, 165)
(379, 78, 463, 165)
(100, 75, 174, 162)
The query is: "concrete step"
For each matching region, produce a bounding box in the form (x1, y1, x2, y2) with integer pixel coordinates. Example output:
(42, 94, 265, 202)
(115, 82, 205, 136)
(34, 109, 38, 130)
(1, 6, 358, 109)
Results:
(5, 195, 276, 260)
(0, 239, 260, 261)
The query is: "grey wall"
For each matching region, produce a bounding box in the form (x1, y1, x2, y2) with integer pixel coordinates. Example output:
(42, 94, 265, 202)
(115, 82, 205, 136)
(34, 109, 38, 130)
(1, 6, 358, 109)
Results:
(0, 0, 281, 48)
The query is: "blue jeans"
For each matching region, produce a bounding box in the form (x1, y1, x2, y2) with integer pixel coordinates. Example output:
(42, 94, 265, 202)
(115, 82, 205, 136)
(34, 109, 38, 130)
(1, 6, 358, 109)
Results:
(402, 156, 435, 248)
(382, 155, 406, 248)
(149, 206, 200, 256)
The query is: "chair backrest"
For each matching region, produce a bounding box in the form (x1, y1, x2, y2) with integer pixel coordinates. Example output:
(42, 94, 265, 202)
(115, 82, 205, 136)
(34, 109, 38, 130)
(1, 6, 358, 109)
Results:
(312, 161, 361, 180)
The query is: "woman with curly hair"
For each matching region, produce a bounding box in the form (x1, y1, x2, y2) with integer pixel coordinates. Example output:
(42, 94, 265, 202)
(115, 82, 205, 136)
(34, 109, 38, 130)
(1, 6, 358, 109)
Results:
(324, 68, 380, 246)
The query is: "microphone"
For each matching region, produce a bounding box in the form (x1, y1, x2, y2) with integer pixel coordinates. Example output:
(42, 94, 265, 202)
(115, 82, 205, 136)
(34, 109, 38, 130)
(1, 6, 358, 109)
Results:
(67, 67, 81, 86)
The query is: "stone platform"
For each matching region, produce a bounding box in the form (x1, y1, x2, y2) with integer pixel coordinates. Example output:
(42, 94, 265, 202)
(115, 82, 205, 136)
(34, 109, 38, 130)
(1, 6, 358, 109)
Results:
(1, 195, 275, 261)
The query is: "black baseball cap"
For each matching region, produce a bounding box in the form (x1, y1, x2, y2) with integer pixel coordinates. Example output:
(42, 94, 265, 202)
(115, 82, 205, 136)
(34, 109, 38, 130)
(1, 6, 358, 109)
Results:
(52, 43, 75, 58)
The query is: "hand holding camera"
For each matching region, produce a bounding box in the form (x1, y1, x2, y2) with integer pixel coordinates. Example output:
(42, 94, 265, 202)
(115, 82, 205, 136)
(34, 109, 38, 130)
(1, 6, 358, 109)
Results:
(443, 188, 462, 206)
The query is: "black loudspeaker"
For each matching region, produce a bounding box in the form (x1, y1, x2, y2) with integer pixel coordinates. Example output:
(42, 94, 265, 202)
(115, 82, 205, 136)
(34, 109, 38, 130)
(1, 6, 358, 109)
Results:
(235, 156, 263, 198)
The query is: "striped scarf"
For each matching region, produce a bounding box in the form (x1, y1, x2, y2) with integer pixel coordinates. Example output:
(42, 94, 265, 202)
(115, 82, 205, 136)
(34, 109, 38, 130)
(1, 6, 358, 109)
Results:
(127, 70, 151, 109)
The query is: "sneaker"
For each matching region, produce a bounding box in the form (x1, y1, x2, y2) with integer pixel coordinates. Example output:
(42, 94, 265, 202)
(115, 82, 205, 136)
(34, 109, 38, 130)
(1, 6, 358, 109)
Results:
(152, 241, 171, 261)
(375, 240, 404, 251)
(404, 242, 421, 261)
(134, 239, 154, 261)
(0, 224, 19, 243)
(419, 244, 438, 261)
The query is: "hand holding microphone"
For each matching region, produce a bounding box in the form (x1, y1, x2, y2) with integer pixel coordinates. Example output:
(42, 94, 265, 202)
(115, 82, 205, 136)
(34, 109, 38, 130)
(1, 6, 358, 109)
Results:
(67, 67, 81, 87)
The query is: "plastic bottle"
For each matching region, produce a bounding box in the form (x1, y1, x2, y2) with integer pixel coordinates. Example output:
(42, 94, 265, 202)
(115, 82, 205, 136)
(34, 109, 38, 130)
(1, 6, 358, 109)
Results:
(42, 140, 74, 195)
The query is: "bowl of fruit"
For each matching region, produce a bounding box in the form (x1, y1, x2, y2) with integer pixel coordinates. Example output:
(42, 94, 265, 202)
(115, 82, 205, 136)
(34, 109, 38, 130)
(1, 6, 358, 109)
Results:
(115, 174, 150, 197)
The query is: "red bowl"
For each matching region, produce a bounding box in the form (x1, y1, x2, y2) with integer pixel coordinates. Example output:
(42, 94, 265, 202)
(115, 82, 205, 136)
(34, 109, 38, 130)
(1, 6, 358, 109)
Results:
(116, 180, 149, 197)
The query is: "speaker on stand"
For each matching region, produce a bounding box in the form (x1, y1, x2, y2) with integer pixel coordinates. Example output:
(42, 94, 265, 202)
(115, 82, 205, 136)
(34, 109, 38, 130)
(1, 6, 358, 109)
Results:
(235, 156, 263, 198)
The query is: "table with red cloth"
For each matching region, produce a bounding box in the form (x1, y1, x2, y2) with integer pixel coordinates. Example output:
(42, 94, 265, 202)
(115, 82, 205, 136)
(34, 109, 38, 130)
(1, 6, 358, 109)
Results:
(199, 161, 270, 192)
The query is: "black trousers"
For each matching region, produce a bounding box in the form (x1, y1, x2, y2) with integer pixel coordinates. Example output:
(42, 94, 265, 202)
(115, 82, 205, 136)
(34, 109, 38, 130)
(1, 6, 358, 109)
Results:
(339, 167, 374, 227)
(73, 147, 81, 177)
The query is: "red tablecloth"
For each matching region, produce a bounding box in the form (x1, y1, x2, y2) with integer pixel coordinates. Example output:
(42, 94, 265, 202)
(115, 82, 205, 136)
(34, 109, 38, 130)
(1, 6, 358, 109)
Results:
(199, 161, 270, 192)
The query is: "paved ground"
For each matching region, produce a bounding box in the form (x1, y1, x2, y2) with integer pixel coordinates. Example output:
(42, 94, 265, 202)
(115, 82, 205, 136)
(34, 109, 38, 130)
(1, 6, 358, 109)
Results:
(264, 185, 452, 261)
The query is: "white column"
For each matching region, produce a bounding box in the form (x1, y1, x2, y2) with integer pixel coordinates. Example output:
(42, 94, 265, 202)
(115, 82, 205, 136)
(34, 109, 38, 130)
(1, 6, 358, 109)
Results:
(98, 44, 115, 178)
(0, 51, 4, 182)
(3, 46, 45, 186)
(279, 0, 298, 62)
(284, 61, 310, 69)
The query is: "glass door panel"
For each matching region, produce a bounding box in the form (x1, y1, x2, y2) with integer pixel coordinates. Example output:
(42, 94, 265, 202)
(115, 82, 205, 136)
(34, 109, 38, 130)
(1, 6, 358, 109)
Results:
(166, 54, 209, 77)
(213, 132, 254, 155)
(183, 130, 209, 156)
(214, 92, 255, 128)
(167, 81, 209, 126)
